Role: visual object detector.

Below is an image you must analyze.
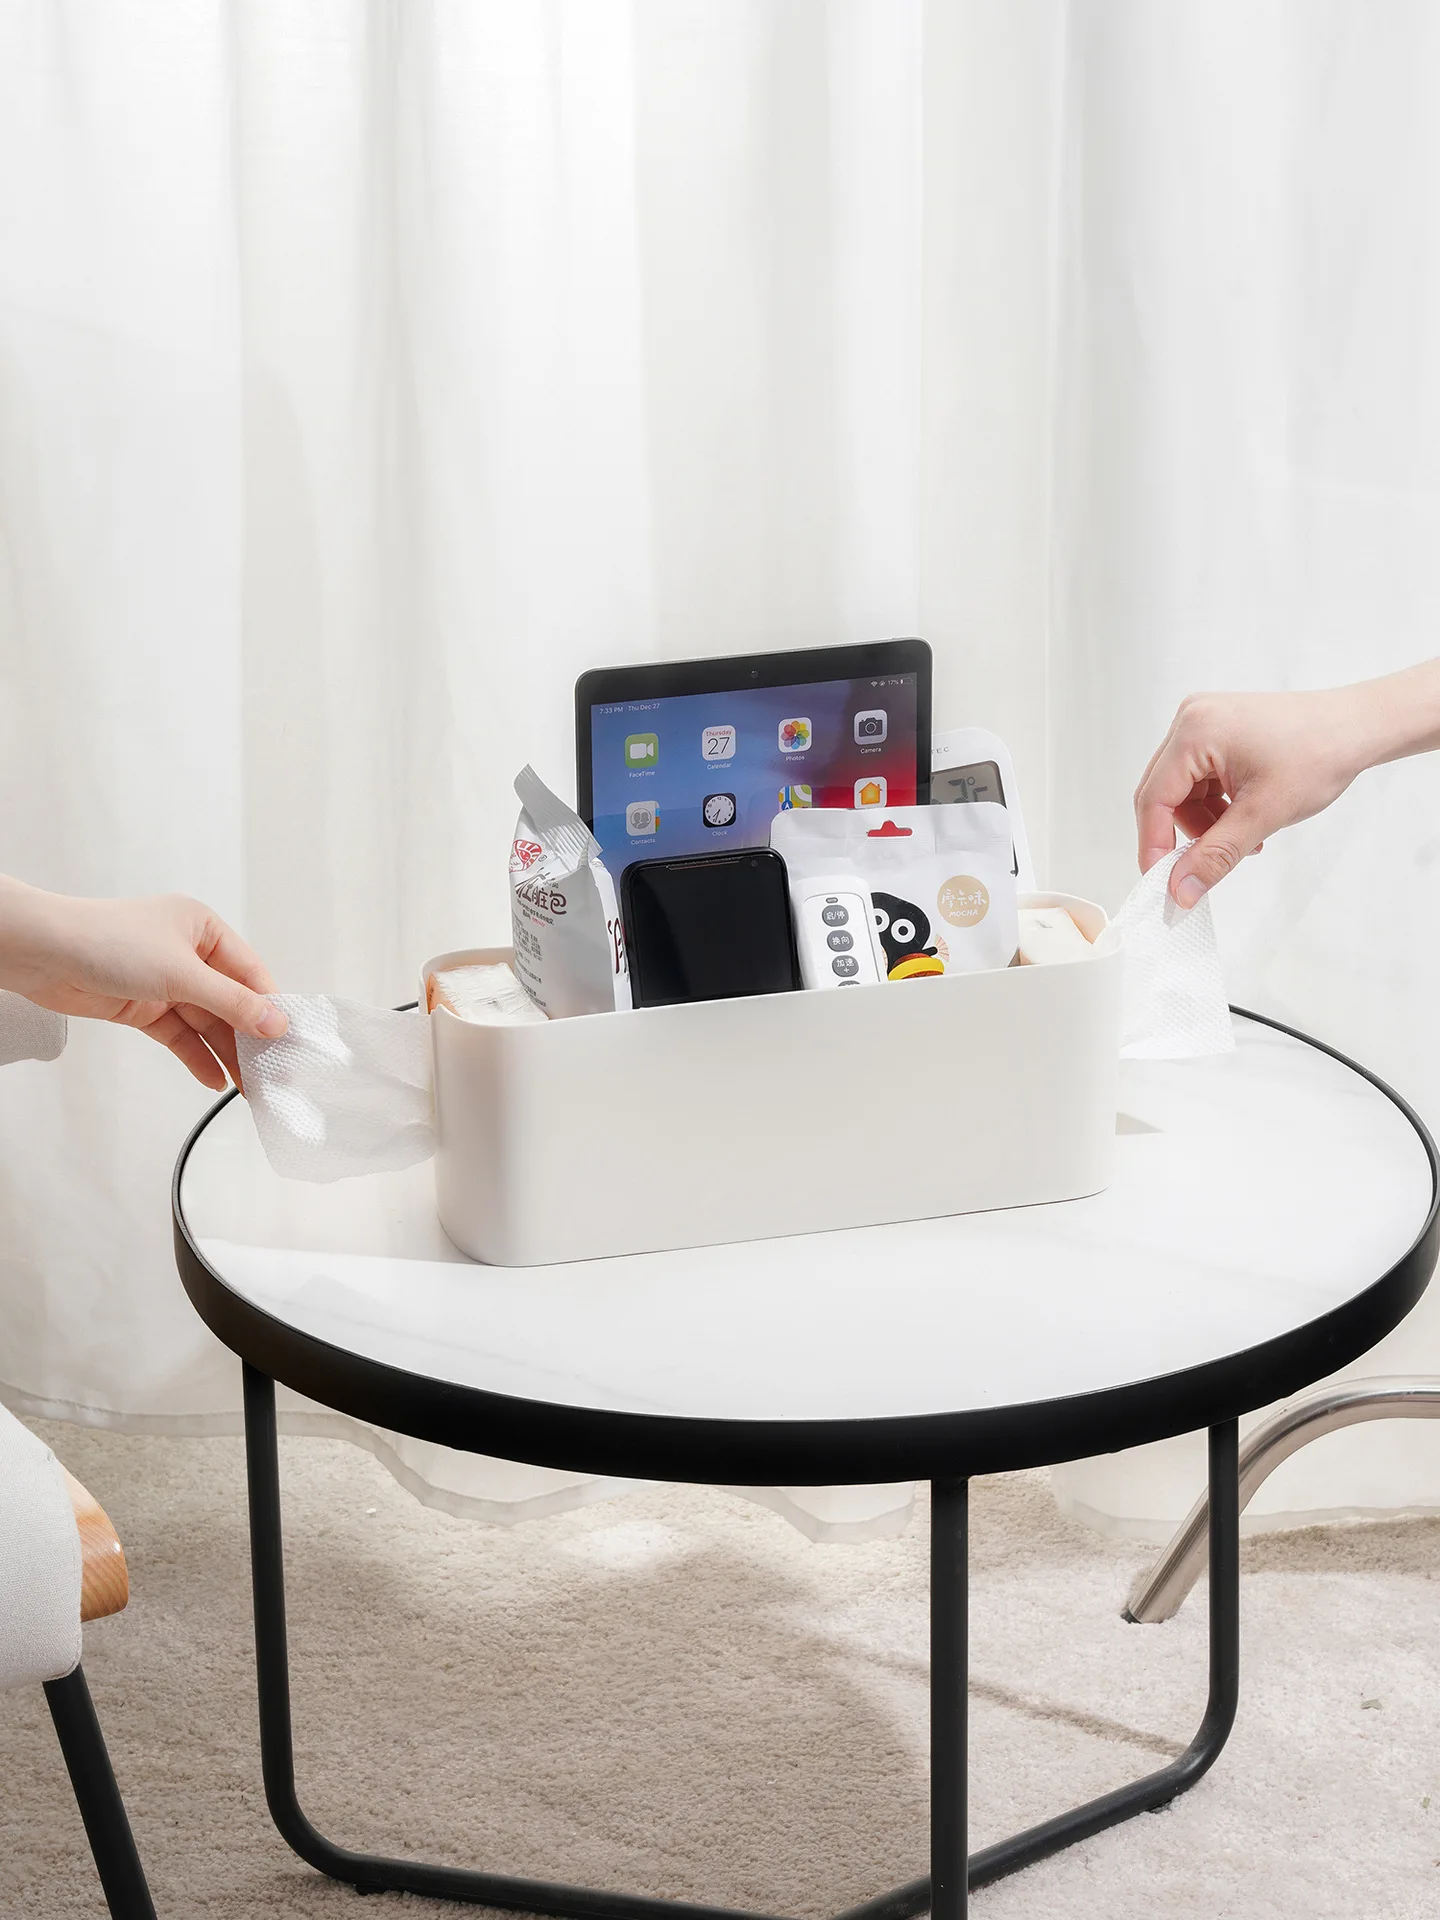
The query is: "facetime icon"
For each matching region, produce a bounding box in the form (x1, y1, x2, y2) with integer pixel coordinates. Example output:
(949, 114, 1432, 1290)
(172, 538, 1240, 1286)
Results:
(624, 733, 659, 768)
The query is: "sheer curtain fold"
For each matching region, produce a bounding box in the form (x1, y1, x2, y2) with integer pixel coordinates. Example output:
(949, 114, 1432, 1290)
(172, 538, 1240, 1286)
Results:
(3, 1, 1439, 1539)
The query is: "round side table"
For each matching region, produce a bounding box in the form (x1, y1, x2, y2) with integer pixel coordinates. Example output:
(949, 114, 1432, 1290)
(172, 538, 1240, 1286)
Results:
(172, 1012, 1437, 1919)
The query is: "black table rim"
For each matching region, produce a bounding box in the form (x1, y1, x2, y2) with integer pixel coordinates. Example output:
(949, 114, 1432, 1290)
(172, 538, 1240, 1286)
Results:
(171, 1010, 1439, 1485)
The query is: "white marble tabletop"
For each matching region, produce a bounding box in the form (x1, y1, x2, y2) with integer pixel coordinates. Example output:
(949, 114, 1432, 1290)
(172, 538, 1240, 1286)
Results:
(178, 1017, 1433, 1428)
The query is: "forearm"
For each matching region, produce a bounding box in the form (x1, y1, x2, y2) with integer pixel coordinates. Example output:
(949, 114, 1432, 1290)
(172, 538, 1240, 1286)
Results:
(1344, 660, 1440, 773)
(0, 875, 68, 996)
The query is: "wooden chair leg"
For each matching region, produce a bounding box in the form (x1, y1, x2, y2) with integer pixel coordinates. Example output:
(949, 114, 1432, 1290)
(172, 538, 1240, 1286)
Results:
(43, 1665, 156, 1919)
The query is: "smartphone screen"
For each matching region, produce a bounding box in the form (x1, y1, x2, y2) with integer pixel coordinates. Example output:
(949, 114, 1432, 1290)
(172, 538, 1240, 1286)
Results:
(621, 851, 800, 1007)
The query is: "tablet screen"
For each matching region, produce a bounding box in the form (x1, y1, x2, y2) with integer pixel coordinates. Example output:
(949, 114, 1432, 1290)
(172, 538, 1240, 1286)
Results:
(586, 665, 923, 869)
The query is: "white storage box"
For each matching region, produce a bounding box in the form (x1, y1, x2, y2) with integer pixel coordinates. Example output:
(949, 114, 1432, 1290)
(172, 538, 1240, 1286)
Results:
(424, 893, 1121, 1267)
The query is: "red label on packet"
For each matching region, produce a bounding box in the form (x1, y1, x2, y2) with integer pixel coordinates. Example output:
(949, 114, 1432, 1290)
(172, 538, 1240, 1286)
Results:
(510, 837, 545, 874)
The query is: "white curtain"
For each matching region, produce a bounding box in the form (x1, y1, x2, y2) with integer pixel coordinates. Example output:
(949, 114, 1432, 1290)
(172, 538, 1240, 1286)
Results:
(2, 1, 1439, 1540)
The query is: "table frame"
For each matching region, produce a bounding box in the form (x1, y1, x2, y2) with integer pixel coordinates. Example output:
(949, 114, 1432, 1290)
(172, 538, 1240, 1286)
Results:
(172, 1010, 1438, 1916)
(242, 1366, 1237, 1920)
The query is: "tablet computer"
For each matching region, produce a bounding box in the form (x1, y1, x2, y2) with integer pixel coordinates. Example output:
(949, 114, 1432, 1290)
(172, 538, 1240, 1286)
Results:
(576, 637, 931, 871)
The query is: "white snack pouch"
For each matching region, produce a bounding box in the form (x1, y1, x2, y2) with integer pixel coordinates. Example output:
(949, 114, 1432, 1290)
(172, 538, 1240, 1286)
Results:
(771, 802, 1018, 978)
(510, 768, 631, 1018)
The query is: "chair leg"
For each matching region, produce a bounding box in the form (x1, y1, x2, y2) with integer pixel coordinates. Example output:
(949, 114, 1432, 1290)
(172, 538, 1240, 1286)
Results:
(1123, 1377, 1440, 1624)
(43, 1665, 156, 1919)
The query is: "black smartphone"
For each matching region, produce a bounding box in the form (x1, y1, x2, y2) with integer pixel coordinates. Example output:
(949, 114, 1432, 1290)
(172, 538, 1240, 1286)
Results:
(620, 850, 801, 1008)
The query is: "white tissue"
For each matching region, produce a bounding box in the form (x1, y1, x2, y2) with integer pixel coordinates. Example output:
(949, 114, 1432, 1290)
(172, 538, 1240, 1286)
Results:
(237, 996, 434, 1182)
(1016, 905, 1093, 965)
(429, 963, 547, 1025)
(1112, 849, 1235, 1060)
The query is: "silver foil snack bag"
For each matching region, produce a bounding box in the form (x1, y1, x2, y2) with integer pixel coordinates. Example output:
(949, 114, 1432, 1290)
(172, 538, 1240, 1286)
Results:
(510, 767, 631, 1017)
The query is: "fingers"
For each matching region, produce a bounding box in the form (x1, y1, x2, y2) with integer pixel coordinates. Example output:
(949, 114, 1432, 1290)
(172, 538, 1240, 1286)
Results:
(1171, 774, 1225, 844)
(1169, 796, 1271, 907)
(1133, 705, 1184, 802)
(199, 918, 278, 997)
(1135, 756, 1206, 874)
(1132, 705, 1195, 870)
(174, 953, 286, 1041)
(186, 913, 284, 1036)
(1135, 800, 1177, 873)
(176, 1002, 244, 1091)
(139, 1008, 229, 1090)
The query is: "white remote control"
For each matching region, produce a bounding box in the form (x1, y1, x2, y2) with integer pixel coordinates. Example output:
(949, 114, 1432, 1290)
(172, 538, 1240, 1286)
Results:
(797, 886, 882, 989)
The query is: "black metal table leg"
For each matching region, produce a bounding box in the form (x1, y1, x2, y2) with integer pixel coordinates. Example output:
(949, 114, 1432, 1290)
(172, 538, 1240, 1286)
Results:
(243, 1364, 780, 1919)
(44, 1664, 157, 1919)
(837, 1420, 1241, 1920)
(243, 1367, 1240, 1918)
(968, 1418, 1240, 1887)
(930, 1480, 968, 1920)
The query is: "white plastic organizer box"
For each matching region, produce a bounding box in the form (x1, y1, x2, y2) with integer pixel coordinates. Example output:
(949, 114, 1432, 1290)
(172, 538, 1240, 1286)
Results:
(424, 892, 1121, 1267)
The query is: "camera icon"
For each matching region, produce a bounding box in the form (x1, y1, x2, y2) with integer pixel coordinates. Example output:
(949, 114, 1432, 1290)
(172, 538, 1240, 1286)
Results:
(853, 709, 888, 743)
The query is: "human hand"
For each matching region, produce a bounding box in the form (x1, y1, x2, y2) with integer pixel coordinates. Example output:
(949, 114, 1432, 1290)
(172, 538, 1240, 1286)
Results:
(0, 883, 286, 1091)
(1134, 689, 1370, 906)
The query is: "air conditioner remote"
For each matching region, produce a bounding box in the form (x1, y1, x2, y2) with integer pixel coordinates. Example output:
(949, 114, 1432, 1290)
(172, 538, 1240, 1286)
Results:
(797, 888, 882, 989)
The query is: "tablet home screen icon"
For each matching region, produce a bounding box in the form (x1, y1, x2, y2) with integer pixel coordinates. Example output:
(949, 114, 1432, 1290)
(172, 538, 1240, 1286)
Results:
(624, 733, 659, 769)
(701, 725, 736, 760)
(779, 717, 812, 754)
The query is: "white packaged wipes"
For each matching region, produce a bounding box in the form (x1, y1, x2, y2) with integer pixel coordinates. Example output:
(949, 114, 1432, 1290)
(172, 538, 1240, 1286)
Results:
(1016, 905, 1094, 965)
(426, 962, 549, 1024)
(510, 768, 632, 1018)
(771, 801, 1019, 979)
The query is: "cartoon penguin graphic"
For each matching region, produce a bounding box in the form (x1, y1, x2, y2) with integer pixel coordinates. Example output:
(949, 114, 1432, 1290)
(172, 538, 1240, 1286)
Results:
(871, 891, 946, 980)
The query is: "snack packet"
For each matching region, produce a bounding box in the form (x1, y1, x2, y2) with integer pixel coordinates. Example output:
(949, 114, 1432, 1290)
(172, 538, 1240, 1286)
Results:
(510, 768, 631, 1017)
(771, 802, 1018, 978)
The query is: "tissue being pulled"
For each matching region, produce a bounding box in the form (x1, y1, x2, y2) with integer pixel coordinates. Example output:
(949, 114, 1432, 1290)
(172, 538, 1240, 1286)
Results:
(1111, 848, 1234, 1060)
(237, 997, 435, 1182)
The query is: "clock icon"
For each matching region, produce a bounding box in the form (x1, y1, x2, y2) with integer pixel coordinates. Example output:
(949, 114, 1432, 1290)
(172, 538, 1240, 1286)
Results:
(702, 792, 737, 828)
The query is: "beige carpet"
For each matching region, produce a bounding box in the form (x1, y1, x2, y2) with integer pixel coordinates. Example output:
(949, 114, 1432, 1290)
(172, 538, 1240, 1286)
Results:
(1, 1421, 1438, 1918)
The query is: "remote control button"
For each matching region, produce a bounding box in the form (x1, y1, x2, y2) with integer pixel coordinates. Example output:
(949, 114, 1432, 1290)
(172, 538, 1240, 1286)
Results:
(831, 955, 860, 977)
(826, 929, 854, 952)
(820, 903, 850, 926)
